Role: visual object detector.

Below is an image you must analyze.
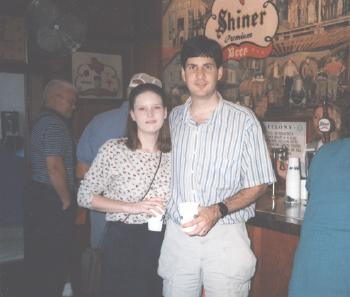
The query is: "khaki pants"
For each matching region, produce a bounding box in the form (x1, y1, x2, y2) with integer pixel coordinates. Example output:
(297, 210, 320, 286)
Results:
(158, 220, 256, 297)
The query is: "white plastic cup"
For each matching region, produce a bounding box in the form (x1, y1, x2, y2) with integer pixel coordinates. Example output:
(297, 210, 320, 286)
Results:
(286, 157, 301, 203)
(148, 216, 163, 232)
(148, 208, 164, 232)
(178, 202, 199, 233)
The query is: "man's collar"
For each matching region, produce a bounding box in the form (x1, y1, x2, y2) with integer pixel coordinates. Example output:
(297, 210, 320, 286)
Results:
(42, 108, 69, 123)
(182, 92, 223, 126)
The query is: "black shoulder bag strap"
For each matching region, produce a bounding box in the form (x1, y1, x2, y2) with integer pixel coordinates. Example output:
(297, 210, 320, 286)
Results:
(122, 152, 163, 223)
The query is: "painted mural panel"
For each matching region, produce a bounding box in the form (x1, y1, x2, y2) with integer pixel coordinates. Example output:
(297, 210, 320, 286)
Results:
(162, 0, 350, 120)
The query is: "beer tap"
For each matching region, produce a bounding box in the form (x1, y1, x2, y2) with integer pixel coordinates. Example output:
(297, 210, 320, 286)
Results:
(278, 145, 289, 171)
(270, 145, 289, 208)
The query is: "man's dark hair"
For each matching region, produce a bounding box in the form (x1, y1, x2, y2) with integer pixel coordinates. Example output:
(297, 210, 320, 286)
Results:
(126, 83, 171, 153)
(180, 35, 223, 68)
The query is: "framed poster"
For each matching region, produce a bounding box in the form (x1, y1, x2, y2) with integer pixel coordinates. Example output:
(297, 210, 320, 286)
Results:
(0, 16, 27, 64)
(262, 121, 307, 159)
(72, 52, 123, 99)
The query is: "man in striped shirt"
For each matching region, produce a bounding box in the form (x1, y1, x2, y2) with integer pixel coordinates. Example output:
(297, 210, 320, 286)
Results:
(158, 36, 275, 297)
(25, 79, 77, 297)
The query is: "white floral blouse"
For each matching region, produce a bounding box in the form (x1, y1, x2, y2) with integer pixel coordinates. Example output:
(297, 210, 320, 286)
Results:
(77, 138, 171, 224)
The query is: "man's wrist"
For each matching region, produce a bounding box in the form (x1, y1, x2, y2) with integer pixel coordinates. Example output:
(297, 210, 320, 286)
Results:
(217, 202, 228, 218)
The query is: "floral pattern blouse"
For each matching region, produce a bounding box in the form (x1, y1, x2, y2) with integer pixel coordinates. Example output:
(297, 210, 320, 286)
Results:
(77, 138, 171, 224)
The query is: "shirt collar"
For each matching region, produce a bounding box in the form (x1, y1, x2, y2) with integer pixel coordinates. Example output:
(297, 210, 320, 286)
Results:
(182, 92, 224, 126)
(42, 108, 70, 124)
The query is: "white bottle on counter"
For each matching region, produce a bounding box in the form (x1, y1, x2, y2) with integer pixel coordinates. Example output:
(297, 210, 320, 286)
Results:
(286, 157, 301, 204)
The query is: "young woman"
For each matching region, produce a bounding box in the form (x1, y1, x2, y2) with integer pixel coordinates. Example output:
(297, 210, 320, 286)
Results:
(77, 83, 171, 297)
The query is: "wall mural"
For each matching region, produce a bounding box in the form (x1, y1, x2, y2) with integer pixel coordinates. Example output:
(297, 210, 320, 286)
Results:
(162, 0, 350, 120)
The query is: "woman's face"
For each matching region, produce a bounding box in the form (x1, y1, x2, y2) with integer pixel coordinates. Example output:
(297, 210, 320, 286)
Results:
(130, 91, 167, 136)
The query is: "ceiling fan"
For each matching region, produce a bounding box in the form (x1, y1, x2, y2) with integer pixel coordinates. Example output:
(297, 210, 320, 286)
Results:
(26, 0, 87, 55)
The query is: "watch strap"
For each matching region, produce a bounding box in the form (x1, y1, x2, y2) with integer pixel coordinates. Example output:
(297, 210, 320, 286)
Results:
(217, 202, 228, 218)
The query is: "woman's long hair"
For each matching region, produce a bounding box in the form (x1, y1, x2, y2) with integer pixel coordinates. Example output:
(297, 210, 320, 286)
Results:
(126, 83, 171, 153)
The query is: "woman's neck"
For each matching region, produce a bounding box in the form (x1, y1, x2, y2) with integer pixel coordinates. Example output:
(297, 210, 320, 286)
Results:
(138, 133, 159, 153)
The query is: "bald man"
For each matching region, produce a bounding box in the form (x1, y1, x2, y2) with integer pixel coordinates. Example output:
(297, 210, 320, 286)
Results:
(25, 79, 77, 297)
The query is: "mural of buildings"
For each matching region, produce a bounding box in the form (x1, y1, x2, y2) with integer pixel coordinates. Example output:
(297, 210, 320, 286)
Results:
(162, 0, 350, 117)
(162, 0, 210, 65)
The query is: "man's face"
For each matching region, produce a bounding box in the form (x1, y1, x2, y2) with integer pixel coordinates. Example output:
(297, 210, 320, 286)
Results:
(181, 56, 223, 101)
(58, 88, 77, 118)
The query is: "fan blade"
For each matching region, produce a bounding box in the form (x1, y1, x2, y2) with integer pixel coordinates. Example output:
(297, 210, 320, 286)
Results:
(57, 14, 87, 52)
(26, 0, 60, 33)
(36, 26, 66, 54)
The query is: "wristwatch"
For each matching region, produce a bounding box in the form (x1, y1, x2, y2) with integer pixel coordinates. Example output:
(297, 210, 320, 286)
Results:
(217, 202, 228, 218)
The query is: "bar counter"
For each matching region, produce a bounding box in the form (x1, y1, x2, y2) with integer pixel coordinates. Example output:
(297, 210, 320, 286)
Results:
(248, 193, 305, 236)
(247, 192, 306, 297)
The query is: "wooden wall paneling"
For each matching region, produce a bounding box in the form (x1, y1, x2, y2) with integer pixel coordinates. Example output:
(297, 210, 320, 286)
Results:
(87, 0, 135, 41)
(261, 229, 298, 297)
(248, 225, 299, 297)
(132, 0, 162, 78)
(133, 40, 162, 78)
(133, 0, 162, 38)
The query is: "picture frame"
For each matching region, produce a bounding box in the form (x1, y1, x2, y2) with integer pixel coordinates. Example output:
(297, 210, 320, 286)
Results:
(0, 16, 27, 65)
(262, 121, 308, 160)
(72, 51, 123, 99)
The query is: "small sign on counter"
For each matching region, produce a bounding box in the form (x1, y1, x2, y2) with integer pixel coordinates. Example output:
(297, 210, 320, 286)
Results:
(263, 121, 308, 179)
(263, 121, 307, 159)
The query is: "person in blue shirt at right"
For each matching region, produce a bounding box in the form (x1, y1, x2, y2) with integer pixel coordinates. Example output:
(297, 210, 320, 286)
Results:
(288, 137, 350, 297)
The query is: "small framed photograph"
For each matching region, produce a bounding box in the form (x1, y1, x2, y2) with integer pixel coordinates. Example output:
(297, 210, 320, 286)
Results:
(72, 51, 123, 99)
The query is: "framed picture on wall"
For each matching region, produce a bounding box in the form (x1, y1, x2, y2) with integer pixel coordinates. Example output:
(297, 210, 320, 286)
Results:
(72, 51, 123, 99)
(0, 16, 27, 64)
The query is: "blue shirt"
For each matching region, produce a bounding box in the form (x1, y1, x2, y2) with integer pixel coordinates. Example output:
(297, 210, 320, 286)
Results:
(77, 101, 129, 165)
(168, 95, 275, 224)
(288, 138, 350, 297)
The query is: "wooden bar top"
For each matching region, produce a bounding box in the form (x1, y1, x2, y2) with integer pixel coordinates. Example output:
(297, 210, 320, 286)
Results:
(248, 192, 306, 236)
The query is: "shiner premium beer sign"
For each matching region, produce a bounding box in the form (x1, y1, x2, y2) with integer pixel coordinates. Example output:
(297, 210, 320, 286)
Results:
(205, 0, 279, 61)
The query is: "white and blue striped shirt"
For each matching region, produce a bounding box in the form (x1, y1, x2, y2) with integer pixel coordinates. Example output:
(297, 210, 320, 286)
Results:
(168, 95, 276, 224)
